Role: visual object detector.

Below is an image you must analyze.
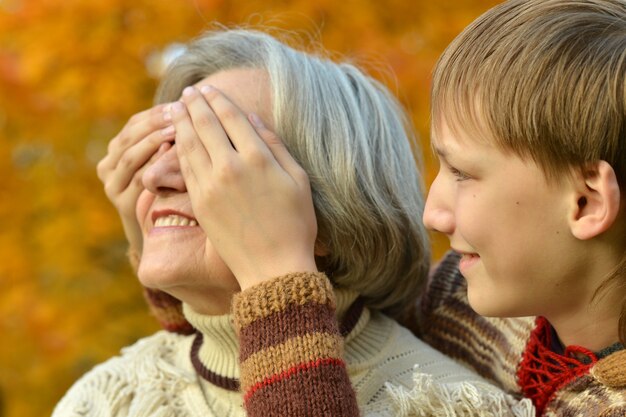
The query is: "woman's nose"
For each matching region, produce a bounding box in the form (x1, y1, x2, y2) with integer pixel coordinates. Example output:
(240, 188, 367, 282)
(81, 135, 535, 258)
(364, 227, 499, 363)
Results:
(422, 174, 455, 236)
(142, 142, 186, 195)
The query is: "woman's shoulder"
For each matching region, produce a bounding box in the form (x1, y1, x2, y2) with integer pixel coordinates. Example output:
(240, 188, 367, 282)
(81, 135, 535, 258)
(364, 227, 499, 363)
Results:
(358, 312, 490, 384)
(51, 331, 199, 417)
(351, 312, 535, 417)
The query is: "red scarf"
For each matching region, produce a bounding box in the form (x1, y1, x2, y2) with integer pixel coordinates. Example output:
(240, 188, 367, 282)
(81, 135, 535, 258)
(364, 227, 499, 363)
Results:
(517, 317, 598, 415)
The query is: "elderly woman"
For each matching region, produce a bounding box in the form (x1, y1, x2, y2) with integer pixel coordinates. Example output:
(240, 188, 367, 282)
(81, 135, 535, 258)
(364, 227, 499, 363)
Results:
(53, 29, 531, 417)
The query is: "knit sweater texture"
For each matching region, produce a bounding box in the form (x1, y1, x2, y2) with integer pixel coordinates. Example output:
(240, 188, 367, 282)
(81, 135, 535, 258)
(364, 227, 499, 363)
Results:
(53, 271, 533, 417)
(417, 251, 626, 417)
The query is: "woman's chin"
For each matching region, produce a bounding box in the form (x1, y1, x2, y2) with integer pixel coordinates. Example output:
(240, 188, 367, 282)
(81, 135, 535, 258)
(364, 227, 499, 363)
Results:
(136, 260, 183, 291)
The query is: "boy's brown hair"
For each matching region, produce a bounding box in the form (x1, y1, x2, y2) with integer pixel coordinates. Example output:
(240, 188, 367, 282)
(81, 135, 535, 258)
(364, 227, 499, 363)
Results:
(431, 0, 626, 343)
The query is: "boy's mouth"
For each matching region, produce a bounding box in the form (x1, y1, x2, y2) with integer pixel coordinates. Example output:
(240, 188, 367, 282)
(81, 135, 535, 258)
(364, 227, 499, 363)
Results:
(455, 250, 480, 273)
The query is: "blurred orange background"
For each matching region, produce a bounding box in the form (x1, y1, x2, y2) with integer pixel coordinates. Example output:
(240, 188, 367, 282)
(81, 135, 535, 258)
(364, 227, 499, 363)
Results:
(0, 1, 500, 416)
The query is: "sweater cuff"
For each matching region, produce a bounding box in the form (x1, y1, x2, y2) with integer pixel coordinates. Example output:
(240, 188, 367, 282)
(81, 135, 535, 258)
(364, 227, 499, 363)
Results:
(232, 272, 359, 417)
(232, 272, 336, 330)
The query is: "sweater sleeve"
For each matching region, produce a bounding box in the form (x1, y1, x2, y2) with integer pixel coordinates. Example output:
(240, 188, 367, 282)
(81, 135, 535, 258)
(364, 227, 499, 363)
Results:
(416, 251, 534, 395)
(232, 272, 359, 417)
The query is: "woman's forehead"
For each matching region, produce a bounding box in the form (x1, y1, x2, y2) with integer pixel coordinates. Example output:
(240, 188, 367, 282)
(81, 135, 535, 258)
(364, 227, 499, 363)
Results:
(193, 68, 274, 130)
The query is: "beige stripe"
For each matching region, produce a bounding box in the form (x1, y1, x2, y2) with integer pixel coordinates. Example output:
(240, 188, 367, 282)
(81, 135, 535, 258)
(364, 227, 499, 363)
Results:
(592, 350, 626, 387)
(240, 332, 344, 390)
(437, 303, 530, 391)
(233, 272, 335, 329)
(549, 382, 626, 414)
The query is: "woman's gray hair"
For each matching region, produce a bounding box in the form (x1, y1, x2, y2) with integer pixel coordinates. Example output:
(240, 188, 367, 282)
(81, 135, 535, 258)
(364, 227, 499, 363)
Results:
(155, 28, 430, 318)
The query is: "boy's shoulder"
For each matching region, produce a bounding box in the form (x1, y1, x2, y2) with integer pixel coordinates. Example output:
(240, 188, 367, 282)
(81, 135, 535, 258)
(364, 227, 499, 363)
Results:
(416, 251, 535, 393)
(592, 350, 626, 388)
(547, 350, 626, 416)
(418, 251, 626, 415)
(51, 331, 201, 417)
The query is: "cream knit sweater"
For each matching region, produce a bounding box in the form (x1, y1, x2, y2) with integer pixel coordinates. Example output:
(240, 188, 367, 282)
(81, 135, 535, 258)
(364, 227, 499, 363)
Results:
(53, 274, 533, 417)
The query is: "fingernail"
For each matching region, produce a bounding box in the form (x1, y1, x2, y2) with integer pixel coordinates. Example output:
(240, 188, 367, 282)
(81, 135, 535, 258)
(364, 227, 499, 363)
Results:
(182, 86, 195, 97)
(161, 125, 175, 136)
(171, 101, 185, 114)
(200, 85, 214, 95)
(163, 110, 172, 122)
(250, 113, 265, 128)
(249, 113, 265, 128)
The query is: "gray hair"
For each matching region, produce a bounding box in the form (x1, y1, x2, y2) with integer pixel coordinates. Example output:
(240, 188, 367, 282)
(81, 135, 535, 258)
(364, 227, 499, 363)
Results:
(155, 28, 430, 318)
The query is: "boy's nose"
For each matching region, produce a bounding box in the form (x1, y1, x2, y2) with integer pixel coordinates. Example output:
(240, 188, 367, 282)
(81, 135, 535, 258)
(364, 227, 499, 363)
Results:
(422, 178, 455, 236)
(142, 143, 187, 195)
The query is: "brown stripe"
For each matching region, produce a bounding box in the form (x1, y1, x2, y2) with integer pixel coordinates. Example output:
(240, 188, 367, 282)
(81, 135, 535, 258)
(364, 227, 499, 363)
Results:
(339, 297, 364, 337)
(233, 272, 335, 329)
(600, 407, 626, 417)
(244, 360, 359, 417)
(240, 333, 343, 390)
(549, 382, 620, 416)
(239, 301, 338, 361)
(190, 332, 240, 391)
(422, 300, 520, 385)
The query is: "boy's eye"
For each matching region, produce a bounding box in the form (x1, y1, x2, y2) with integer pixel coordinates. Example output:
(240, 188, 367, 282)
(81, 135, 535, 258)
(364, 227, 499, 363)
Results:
(448, 166, 471, 181)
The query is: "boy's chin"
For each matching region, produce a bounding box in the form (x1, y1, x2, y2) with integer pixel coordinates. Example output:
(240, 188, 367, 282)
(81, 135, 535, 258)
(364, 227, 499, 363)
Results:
(467, 289, 530, 318)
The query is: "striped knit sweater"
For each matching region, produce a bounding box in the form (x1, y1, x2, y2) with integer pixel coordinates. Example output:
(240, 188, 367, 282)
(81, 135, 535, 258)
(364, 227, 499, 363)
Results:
(416, 251, 626, 417)
(53, 271, 533, 417)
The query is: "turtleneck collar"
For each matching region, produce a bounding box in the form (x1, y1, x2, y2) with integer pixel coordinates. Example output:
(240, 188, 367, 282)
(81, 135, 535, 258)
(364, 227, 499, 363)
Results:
(183, 288, 362, 391)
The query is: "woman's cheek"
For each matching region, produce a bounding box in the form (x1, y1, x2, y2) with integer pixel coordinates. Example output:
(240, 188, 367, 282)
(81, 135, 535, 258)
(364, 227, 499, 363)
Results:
(135, 190, 155, 232)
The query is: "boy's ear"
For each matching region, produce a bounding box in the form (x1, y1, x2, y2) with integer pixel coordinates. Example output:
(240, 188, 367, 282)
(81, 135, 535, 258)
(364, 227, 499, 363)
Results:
(569, 160, 621, 240)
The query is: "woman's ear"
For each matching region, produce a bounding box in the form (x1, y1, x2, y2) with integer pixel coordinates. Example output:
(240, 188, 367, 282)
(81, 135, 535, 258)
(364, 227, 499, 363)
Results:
(313, 241, 331, 275)
(569, 160, 621, 240)
(314, 240, 330, 257)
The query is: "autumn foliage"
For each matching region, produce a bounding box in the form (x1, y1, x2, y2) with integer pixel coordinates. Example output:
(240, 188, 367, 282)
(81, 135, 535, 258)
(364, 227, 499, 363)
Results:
(0, 1, 500, 416)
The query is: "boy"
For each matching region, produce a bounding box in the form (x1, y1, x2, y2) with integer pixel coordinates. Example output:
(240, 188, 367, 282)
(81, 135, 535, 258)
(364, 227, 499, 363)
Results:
(419, 0, 626, 415)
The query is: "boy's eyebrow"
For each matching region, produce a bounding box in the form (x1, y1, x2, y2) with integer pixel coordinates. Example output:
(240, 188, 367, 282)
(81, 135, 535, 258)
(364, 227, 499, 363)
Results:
(433, 146, 449, 161)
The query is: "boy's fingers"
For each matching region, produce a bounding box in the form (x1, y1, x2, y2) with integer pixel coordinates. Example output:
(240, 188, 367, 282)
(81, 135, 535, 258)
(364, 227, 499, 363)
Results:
(176, 141, 201, 203)
(200, 86, 267, 154)
(101, 128, 174, 193)
(181, 86, 236, 160)
(248, 113, 307, 183)
(171, 101, 213, 181)
(122, 141, 170, 197)
(103, 104, 173, 175)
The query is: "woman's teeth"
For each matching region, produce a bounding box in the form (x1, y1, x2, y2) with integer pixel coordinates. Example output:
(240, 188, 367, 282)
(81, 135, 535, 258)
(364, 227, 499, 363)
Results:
(154, 215, 198, 227)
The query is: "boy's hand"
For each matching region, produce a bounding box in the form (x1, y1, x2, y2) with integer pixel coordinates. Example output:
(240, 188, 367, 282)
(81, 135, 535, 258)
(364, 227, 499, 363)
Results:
(171, 86, 319, 290)
(97, 104, 175, 254)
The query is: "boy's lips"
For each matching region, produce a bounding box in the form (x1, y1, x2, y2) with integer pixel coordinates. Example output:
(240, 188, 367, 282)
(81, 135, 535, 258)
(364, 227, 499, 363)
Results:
(453, 248, 480, 274)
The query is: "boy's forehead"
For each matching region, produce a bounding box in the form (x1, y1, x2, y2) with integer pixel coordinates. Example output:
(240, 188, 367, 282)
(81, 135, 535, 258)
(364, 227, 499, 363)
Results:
(431, 119, 523, 168)
(430, 129, 482, 164)
(431, 117, 491, 154)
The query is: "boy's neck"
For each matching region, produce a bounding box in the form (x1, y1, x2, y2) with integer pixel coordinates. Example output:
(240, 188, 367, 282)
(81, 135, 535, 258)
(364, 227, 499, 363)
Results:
(548, 304, 620, 352)
(548, 238, 626, 352)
